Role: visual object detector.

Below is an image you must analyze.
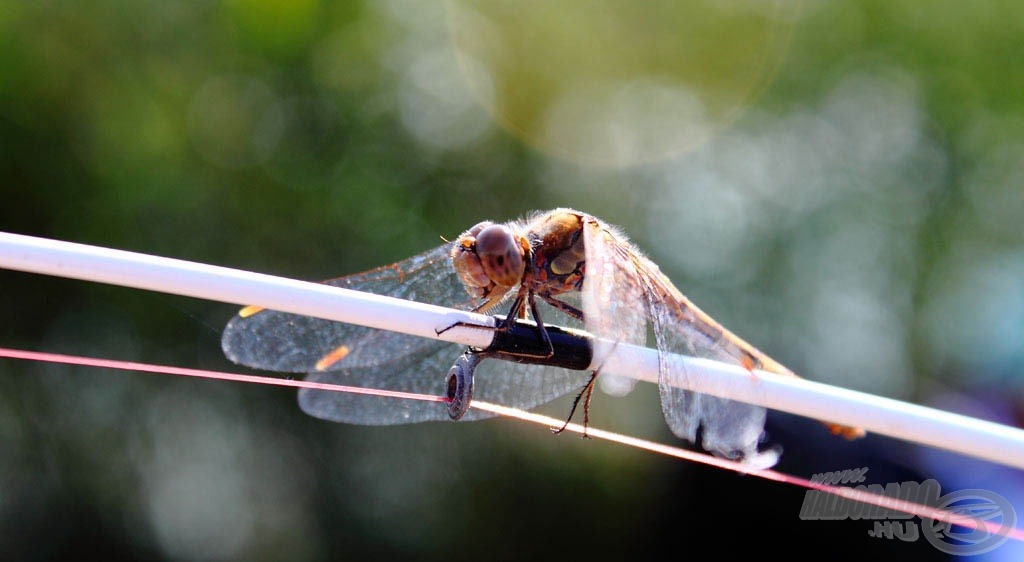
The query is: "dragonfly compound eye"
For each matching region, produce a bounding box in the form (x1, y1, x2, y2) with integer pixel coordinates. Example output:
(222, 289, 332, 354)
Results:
(474, 224, 524, 288)
(451, 231, 494, 296)
(466, 221, 494, 237)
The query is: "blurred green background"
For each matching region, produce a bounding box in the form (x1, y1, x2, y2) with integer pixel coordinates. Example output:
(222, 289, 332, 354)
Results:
(2, 1, 1023, 560)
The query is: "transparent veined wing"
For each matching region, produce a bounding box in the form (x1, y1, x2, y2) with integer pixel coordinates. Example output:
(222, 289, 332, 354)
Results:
(222, 244, 463, 373)
(221, 243, 589, 424)
(645, 268, 779, 465)
(297, 339, 589, 424)
(580, 214, 777, 466)
(579, 217, 648, 397)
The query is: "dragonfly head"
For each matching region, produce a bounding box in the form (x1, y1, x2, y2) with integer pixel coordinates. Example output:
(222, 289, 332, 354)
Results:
(451, 221, 527, 301)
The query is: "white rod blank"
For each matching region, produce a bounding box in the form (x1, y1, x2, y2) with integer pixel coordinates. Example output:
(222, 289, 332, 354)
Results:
(605, 348, 1024, 469)
(0, 232, 496, 349)
(2, 231, 1024, 470)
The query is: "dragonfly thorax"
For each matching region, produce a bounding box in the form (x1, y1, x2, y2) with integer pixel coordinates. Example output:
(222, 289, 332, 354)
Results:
(523, 210, 587, 297)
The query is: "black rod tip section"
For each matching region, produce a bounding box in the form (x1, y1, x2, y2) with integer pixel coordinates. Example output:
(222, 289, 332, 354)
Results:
(483, 316, 593, 371)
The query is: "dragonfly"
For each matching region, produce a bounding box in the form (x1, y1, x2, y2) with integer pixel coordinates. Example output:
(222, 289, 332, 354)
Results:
(222, 208, 864, 465)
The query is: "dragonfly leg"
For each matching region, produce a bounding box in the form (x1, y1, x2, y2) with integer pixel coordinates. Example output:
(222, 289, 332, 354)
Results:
(495, 289, 528, 330)
(432, 278, 531, 336)
(468, 291, 555, 361)
(466, 288, 556, 361)
(539, 294, 584, 321)
(525, 292, 555, 359)
(433, 291, 525, 337)
(435, 290, 557, 360)
(434, 318, 496, 337)
(552, 368, 599, 438)
(581, 372, 595, 437)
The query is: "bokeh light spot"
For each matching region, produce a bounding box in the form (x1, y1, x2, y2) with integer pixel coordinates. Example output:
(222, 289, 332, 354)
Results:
(448, 0, 798, 166)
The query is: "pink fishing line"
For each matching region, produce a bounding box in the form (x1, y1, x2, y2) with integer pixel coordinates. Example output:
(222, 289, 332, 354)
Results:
(2, 346, 1020, 543)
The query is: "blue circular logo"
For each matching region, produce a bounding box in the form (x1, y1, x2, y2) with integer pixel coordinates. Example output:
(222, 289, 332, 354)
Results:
(921, 489, 1016, 556)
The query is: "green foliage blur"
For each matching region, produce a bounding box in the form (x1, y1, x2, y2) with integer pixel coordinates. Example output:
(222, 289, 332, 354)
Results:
(1, 1, 1022, 560)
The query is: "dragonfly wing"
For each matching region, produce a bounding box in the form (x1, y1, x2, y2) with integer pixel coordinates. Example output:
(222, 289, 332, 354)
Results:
(298, 343, 587, 425)
(223, 243, 586, 425)
(576, 214, 774, 464)
(580, 216, 649, 397)
(221, 244, 472, 373)
(641, 266, 778, 466)
(298, 340, 457, 424)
